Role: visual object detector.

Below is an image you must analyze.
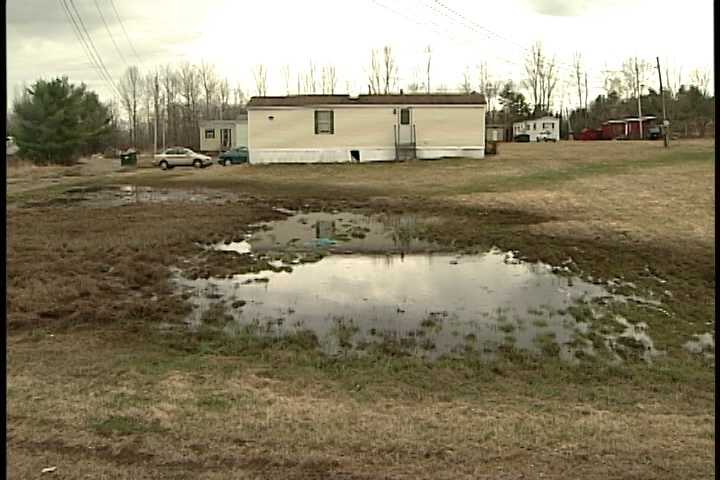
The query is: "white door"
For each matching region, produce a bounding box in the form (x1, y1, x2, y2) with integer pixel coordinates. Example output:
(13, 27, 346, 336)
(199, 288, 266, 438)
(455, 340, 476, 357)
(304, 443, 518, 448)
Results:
(220, 129, 232, 150)
(398, 107, 413, 144)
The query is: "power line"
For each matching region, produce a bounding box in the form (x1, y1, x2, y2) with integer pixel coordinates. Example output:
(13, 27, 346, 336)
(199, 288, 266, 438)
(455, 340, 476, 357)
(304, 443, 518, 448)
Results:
(370, 0, 611, 108)
(58, 0, 119, 97)
(371, 0, 524, 73)
(108, 0, 142, 64)
(425, 0, 603, 80)
(94, 0, 128, 67)
(66, 0, 121, 96)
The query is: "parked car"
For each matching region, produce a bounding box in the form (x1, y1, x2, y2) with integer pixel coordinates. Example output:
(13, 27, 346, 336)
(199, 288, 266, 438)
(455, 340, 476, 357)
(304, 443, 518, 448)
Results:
(153, 147, 213, 170)
(647, 127, 662, 140)
(218, 146, 249, 166)
(513, 133, 530, 143)
(535, 130, 557, 142)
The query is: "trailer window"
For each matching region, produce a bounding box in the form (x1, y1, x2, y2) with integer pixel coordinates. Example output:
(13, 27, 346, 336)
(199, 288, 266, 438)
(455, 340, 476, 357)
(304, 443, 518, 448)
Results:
(204, 129, 215, 139)
(314, 110, 334, 134)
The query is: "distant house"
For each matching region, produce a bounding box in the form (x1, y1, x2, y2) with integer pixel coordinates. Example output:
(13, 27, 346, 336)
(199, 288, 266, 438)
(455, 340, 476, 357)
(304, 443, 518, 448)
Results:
(199, 117, 248, 153)
(246, 93, 487, 164)
(512, 116, 560, 142)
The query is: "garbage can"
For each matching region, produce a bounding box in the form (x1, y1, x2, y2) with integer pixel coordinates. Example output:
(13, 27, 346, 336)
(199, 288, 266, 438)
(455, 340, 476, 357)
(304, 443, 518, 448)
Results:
(486, 141, 498, 155)
(119, 150, 138, 168)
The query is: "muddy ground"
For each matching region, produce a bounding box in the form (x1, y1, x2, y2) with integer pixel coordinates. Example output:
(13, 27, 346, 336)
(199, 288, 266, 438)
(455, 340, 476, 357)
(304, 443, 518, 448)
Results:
(6, 140, 715, 479)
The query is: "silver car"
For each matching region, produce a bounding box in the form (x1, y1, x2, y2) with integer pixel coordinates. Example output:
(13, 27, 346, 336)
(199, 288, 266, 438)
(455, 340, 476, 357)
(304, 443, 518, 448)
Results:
(153, 147, 213, 170)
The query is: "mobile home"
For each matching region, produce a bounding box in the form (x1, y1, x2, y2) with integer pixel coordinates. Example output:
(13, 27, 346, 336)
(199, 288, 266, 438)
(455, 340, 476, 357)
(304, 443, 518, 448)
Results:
(246, 93, 487, 164)
(199, 117, 248, 153)
(512, 116, 560, 142)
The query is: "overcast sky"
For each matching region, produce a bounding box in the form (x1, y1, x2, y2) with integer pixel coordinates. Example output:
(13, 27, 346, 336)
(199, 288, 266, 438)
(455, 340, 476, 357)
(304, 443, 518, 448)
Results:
(6, 0, 715, 111)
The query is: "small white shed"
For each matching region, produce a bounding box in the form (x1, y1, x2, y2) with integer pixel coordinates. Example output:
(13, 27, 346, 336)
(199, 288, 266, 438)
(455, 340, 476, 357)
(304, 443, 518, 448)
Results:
(199, 117, 248, 153)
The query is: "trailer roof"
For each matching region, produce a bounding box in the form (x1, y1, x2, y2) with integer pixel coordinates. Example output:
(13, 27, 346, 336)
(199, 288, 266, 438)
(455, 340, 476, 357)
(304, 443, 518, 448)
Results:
(247, 93, 487, 108)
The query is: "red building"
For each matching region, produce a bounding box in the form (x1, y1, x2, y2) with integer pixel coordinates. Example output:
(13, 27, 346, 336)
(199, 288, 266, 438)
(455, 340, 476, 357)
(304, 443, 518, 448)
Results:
(623, 116, 657, 139)
(601, 120, 626, 140)
(578, 128, 603, 140)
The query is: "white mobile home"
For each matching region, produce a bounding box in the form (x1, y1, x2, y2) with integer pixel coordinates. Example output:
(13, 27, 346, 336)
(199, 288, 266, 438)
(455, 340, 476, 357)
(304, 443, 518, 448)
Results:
(199, 117, 248, 153)
(512, 116, 560, 142)
(246, 93, 487, 164)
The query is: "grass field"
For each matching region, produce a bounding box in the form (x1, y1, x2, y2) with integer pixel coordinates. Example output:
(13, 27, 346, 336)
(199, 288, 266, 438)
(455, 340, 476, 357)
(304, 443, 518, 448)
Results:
(6, 139, 715, 479)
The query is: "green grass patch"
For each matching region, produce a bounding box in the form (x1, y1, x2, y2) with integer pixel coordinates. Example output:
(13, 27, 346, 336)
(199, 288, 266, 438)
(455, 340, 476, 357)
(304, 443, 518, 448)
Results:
(91, 415, 167, 436)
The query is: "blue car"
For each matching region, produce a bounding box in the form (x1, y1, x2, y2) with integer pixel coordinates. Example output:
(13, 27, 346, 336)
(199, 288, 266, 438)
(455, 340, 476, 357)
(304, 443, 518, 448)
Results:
(218, 146, 249, 166)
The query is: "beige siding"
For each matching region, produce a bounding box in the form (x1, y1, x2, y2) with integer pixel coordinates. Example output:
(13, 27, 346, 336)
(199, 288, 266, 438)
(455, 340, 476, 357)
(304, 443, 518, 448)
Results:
(249, 107, 397, 149)
(249, 105, 486, 150)
(413, 107, 485, 147)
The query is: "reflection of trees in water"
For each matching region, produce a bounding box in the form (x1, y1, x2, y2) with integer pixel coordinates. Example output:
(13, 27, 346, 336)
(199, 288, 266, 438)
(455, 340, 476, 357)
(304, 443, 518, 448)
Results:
(383, 215, 418, 250)
(315, 220, 335, 239)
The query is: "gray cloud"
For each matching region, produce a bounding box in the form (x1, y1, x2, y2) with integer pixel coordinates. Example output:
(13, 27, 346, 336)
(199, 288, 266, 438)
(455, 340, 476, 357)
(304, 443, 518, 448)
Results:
(521, 0, 592, 16)
(519, 0, 638, 16)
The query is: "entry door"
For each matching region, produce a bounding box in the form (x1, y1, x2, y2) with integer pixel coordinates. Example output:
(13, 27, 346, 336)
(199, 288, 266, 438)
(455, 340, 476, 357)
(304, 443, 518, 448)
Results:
(398, 108, 413, 144)
(220, 129, 232, 149)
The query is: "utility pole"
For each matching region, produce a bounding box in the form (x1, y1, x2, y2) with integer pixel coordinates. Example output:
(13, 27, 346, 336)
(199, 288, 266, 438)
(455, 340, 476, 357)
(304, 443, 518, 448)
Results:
(635, 57, 643, 140)
(656, 56, 669, 147)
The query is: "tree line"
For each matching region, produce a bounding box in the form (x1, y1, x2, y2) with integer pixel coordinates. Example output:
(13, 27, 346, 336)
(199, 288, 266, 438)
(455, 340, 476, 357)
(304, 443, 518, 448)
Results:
(7, 43, 713, 164)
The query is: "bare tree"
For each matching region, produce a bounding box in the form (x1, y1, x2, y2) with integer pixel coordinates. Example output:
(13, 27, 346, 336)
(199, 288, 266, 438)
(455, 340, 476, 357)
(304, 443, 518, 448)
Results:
(621, 57, 651, 99)
(218, 78, 229, 119)
(303, 61, 318, 94)
(602, 66, 626, 98)
(118, 65, 142, 146)
(690, 68, 710, 96)
(368, 49, 382, 94)
(524, 42, 558, 114)
(296, 72, 304, 94)
(485, 81, 500, 111)
(541, 57, 559, 113)
(162, 65, 179, 145)
(664, 66, 682, 99)
(141, 73, 153, 148)
(178, 62, 200, 146)
(459, 67, 473, 94)
(233, 84, 246, 106)
(406, 67, 424, 93)
(282, 65, 292, 95)
(524, 43, 542, 113)
(321, 65, 337, 94)
(425, 45, 432, 93)
(252, 64, 268, 96)
(382, 46, 398, 94)
(198, 62, 218, 118)
(572, 52, 585, 109)
(476, 63, 499, 110)
(478, 62, 489, 96)
(149, 70, 162, 152)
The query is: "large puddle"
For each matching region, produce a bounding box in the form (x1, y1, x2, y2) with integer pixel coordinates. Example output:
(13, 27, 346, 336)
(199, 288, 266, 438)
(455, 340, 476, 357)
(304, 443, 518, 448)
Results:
(37, 185, 242, 207)
(207, 211, 442, 254)
(173, 212, 665, 362)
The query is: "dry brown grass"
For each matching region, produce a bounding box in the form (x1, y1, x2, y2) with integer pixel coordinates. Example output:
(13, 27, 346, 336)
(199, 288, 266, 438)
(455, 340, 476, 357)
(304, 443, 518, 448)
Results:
(6, 139, 715, 479)
(7, 329, 714, 479)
